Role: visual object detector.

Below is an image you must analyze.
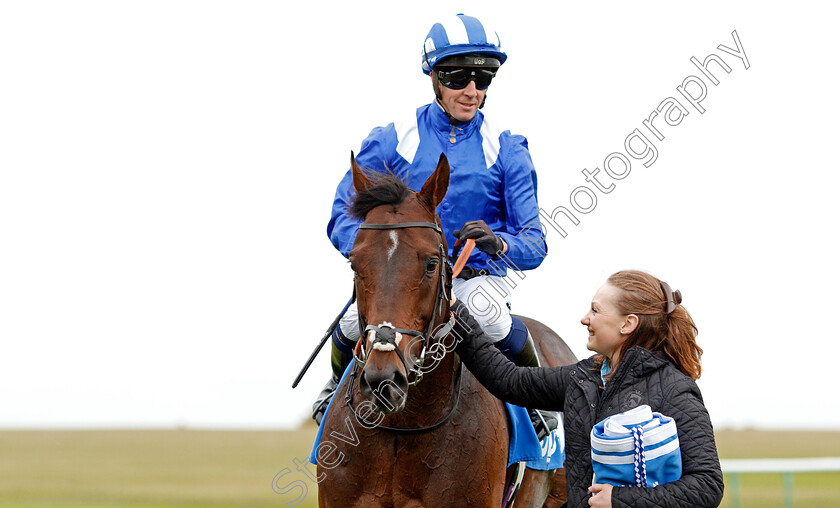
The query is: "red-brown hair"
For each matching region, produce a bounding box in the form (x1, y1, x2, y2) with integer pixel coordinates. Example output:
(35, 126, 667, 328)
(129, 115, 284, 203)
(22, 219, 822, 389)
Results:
(602, 270, 703, 380)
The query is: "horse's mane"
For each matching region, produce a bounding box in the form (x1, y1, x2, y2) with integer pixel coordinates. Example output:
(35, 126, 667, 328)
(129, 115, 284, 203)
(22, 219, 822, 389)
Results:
(348, 172, 413, 220)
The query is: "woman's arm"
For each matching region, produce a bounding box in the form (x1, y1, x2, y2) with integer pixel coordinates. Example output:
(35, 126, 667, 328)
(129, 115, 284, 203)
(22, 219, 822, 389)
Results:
(610, 378, 724, 508)
(451, 300, 569, 411)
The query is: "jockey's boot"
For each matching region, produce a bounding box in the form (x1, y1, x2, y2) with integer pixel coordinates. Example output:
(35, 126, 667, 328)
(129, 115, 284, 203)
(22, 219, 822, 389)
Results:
(498, 317, 559, 441)
(311, 327, 356, 425)
(311, 374, 339, 426)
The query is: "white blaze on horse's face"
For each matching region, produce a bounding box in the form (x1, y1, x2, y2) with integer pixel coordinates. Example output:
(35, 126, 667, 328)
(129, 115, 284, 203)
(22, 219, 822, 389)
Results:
(370, 322, 403, 352)
(386, 230, 399, 261)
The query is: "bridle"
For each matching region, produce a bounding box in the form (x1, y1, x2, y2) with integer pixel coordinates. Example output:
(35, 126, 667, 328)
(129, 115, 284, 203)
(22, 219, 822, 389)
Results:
(346, 218, 462, 434)
(351, 220, 455, 385)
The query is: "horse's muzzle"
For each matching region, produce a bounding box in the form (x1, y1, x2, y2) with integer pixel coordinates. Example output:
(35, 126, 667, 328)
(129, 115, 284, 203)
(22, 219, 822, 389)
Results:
(359, 359, 409, 413)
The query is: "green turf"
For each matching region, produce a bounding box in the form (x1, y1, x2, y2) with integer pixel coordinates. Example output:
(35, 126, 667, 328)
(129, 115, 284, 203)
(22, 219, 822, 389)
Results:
(1, 426, 838, 507)
(0, 426, 322, 508)
(715, 429, 840, 508)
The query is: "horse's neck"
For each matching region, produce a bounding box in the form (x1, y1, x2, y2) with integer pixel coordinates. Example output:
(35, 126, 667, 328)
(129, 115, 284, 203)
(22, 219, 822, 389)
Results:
(390, 350, 460, 427)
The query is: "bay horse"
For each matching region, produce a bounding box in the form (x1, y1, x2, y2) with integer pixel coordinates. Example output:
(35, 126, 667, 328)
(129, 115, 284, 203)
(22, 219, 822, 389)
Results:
(316, 152, 577, 507)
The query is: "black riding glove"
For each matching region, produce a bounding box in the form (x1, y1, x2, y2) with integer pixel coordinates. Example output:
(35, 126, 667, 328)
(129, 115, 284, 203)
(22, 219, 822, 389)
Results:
(454, 220, 505, 259)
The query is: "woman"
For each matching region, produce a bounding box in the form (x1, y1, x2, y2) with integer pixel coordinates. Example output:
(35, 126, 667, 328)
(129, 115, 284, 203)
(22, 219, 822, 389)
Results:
(451, 270, 724, 507)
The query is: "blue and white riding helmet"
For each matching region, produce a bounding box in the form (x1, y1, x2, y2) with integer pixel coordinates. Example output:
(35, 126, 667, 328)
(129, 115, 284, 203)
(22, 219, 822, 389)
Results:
(421, 14, 507, 74)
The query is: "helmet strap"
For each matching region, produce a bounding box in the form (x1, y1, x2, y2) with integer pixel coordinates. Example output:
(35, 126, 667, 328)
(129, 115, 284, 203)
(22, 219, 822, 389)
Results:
(431, 72, 443, 102)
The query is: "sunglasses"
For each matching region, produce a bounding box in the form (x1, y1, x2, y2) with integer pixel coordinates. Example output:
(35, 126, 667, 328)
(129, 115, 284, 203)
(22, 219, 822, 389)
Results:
(436, 67, 496, 90)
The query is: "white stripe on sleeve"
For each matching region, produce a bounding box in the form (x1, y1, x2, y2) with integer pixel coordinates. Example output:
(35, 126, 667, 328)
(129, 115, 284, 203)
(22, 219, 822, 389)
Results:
(396, 113, 420, 165)
(480, 118, 501, 169)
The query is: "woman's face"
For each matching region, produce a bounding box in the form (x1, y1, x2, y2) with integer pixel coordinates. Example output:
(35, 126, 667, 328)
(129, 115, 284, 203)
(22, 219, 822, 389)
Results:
(581, 283, 630, 363)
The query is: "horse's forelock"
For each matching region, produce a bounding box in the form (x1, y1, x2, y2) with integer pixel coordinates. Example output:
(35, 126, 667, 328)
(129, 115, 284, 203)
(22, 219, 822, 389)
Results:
(348, 173, 414, 220)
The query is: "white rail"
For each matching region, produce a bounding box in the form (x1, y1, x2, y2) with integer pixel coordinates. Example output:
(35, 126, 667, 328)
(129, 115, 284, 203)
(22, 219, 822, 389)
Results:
(720, 457, 840, 508)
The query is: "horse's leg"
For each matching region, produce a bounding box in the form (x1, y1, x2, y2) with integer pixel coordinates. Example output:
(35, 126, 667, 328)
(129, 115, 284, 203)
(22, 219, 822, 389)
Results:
(515, 469, 552, 507)
(320, 475, 393, 508)
(316, 387, 398, 508)
(400, 374, 508, 508)
(514, 468, 569, 508)
(321, 494, 389, 508)
(542, 469, 568, 507)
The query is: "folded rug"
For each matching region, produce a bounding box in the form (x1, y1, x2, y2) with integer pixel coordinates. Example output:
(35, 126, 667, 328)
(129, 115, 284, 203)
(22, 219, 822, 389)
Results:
(590, 405, 681, 487)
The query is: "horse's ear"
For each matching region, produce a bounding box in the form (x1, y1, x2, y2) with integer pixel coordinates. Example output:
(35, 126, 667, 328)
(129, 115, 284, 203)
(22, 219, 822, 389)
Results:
(418, 153, 450, 208)
(351, 151, 373, 193)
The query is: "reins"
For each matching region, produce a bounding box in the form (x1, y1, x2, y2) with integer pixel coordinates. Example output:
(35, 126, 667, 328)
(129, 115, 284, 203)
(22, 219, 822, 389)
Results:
(451, 238, 475, 279)
(345, 360, 464, 434)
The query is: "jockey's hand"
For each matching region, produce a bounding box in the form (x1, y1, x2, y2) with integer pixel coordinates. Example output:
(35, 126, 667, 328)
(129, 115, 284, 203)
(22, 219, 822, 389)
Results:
(454, 220, 506, 258)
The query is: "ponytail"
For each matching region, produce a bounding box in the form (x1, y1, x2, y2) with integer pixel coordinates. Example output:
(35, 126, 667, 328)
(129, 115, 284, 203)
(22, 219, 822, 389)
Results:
(607, 270, 704, 380)
(663, 305, 702, 380)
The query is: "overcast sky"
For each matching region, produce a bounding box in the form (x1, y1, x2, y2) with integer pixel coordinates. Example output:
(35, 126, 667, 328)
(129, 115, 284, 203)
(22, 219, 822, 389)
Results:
(2, 1, 838, 431)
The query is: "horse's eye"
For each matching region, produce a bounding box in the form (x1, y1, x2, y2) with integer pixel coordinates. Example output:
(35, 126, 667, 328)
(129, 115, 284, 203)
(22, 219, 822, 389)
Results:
(425, 258, 439, 274)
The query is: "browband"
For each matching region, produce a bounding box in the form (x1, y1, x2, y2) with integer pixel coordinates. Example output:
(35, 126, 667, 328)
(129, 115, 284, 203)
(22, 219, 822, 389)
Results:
(359, 222, 443, 234)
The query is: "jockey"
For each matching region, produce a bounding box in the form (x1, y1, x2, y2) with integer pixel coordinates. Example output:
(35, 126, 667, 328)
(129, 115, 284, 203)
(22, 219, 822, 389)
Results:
(314, 14, 555, 437)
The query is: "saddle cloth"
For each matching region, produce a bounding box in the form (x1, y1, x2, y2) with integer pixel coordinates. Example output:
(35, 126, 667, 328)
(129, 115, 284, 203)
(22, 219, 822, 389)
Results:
(506, 403, 565, 470)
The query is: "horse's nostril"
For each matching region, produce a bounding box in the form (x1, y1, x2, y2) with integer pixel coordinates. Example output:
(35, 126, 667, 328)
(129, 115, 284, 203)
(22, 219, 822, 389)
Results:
(358, 371, 376, 397)
(359, 369, 392, 396)
(361, 369, 397, 391)
(382, 371, 409, 399)
(360, 368, 409, 412)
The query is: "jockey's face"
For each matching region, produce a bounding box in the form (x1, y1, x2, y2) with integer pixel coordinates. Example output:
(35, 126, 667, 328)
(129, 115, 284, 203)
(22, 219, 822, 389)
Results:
(436, 77, 486, 123)
(581, 283, 634, 365)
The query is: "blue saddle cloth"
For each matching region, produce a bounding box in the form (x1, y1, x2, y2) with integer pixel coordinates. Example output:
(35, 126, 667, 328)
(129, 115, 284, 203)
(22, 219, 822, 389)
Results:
(506, 403, 566, 470)
(309, 360, 565, 470)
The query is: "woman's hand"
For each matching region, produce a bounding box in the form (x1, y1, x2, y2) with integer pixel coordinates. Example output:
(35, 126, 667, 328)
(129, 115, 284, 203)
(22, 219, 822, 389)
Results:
(588, 483, 613, 507)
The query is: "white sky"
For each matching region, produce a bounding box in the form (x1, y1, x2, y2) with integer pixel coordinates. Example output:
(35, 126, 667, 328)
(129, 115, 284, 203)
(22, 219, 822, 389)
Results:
(1, 1, 838, 431)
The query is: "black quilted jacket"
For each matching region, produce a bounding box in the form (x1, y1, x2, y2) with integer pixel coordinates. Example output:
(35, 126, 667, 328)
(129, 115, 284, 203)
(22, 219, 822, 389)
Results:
(452, 303, 724, 507)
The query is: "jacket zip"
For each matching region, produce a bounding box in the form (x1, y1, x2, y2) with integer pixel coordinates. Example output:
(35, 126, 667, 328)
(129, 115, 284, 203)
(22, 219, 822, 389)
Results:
(595, 349, 636, 419)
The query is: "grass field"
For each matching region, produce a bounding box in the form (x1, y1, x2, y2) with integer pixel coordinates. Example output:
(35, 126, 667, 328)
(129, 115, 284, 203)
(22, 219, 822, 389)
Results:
(1, 425, 839, 508)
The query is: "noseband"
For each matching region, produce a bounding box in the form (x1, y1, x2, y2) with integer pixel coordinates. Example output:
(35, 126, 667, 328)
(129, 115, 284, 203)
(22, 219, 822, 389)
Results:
(352, 220, 455, 386)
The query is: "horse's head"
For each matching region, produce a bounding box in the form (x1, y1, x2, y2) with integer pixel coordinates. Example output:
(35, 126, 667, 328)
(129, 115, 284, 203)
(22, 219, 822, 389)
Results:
(348, 152, 451, 413)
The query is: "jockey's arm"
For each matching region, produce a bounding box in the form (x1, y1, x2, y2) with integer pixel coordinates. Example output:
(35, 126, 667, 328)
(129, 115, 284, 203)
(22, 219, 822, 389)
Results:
(495, 131, 547, 270)
(327, 124, 400, 258)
